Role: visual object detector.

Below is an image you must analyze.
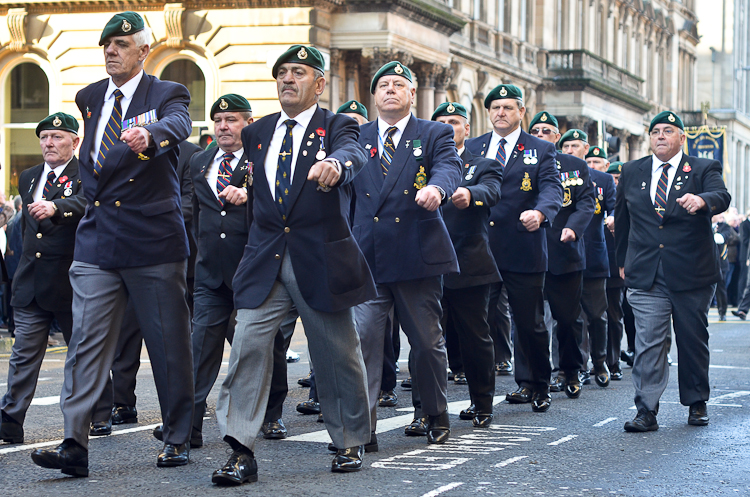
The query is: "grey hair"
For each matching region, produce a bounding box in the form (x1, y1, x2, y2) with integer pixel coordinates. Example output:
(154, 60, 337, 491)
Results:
(133, 27, 152, 48)
(313, 68, 324, 80)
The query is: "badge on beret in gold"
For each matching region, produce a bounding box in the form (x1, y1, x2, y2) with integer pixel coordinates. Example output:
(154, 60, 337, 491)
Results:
(53, 117, 62, 127)
(394, 64, 404, 75)
(500, 87, 508, 97)
(219, 99, 228, 110)
(668, 113, 676, 122)
(298, 47, 308, 59)
(350, 102, 358, 110)
(447, 103, 456, 114)
(414, 165, 427, 189)
(521, 172, 532, 191)
(122, 19, 132, 32)
(541, 113, 548, 122)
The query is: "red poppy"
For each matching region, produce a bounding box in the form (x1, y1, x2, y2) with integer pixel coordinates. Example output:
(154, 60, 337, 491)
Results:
(683, 164, 691, 172)
(316, 128, 326, 137)
(59, 176, 69, 184)
(370, 148, 377, 158)
(517, 143, 525, 151)
(258, 144, 262, 150)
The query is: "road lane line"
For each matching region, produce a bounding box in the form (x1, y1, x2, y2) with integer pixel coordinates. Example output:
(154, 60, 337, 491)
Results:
(494, 456, 528, 467)
(593, 417, 617, 427)
(30, 395, 59, 406)
(709, 391, 750, 401)
(420, 482, 464, 497)
(548, 435, 577, 446)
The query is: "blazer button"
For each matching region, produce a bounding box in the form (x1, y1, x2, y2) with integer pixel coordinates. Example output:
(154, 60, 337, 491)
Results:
(35, 252, 41, 259)
(36, 233, 42, 239)
(374, 217, 379, 222)
(220, 233, 226, 239)
(659, 244, 664, 248)
(284, 227, 290, 233)
(94, 201, 100, 207)
(659, 225, 663, 229)
(366, 193, 370, 197)
(221, 211, 227, 217)
(395, 218, 400, 222)
(115, 201, 121, 207)
(404, 190, 409, 195)
(275, 254, 281, 260)
(490, 221, 495, 226)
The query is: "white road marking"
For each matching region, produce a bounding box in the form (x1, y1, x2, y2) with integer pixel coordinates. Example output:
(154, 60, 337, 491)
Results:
(420, 482, 464, 496)
(396, 395, 505, 413)
(30, 395, 59, 406)
(372, 451, 470, 471)
(709, 391, 750, 402)
(629, 401, 743, 409)
(494, 455, 528, 467)
(593, 417, 617, 427)
(0, 423, 161, 454)
(548, 435, 577, 446)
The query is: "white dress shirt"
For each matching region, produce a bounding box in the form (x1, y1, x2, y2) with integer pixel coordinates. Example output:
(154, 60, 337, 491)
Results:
(376, 114, 412, 158)
(649, 150, 682, 204)
(486, 125, 522, 164)
(264, 104, 317, 199)
(91, 70, 145, 162)
(33, 161, 72, 202)
(206, 148, 243, 200)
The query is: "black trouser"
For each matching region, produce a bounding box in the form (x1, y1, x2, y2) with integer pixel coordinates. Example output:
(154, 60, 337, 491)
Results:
(622, 289, 636, 352)
(441, 284, 495, 413)
(381, 310, 400, 391)
(545, 271, 585, 379)
(605, 285, 625, 369)
(581, 277, 608, 368)
(488, 283, 513, 363)
(714, 261, 729, 316)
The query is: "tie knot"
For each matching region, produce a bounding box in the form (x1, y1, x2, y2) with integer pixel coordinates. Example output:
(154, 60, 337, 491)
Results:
(284, 119, 297, 130)
(499, 138, 507, 146)
(386, 126, 398, 137)
(113, 89, 123, 100)
(47, 171, 56, 180)
(223, 152, 234, 162)
(662, 163, 670, 170)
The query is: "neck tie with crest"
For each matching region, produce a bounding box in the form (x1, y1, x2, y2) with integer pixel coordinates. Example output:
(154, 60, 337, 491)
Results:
(381, 126, 398, 176)
(216, 152, 234, 206)
(654, 163, 670, 220)
(42, 171, 56, 200)
(275, 119, 296, 219)
(496, 138, 507, 167)
(94, 89, 123, 179)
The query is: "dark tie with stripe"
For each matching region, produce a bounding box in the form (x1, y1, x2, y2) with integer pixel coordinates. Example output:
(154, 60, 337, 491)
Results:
(495, 138, 507, 167)
(654, 163, 670, 220)
(94, 89, 124, 179)
(216, 152, 234, 206)
(42, 171, 56, 200)
(381, 126, 398, 176)
(276, 119, 296, 219)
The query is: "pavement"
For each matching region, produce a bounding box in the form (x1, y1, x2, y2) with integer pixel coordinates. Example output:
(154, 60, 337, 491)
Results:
(0, 310, 749, 496)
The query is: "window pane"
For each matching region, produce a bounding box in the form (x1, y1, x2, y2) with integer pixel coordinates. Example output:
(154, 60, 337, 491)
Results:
(8, 128, 40, 196)
(9, 63, 49, 123)
(160, 60, 206, 122)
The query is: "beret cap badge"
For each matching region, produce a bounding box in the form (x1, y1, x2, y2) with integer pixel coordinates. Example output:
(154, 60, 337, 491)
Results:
(446, 103, 455, 113)
(122, 19, 131, 32)
(219, 99, 228, 110)
(499, 87, 508, 97)
(394, 64, 404, 74)
(350, 102, 357, 110)
(53, 116, 62, 127)
(668, 113, 676, 122)
(540, 114, 547, 122)
(297, 47, 308, 59)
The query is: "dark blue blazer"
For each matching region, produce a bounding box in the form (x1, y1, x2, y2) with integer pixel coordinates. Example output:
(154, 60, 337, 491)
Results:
(352, 115, 462, 283)
(546, 154, 595, 275)
(615, 154, 730, 291)
(583, 167, 616, 278)
(74, 74, 191, 269)
(443, 149, 503, 289)
(232, 106, 375, 312)
(191, 148, 250, 290)
(466, 130, 562, 273)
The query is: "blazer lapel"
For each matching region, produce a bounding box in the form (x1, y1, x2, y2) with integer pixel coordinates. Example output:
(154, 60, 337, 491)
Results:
(196, 150, 219, 208)
(361, 122, 384, 190)
(379, 115, 417, 204)
(637, 158, 661, 222)
(285, 107, 327, 216)
(249, 114, 279, 207)
(664, 155, 689, 219)
(231, 152, 251, 188)
(503, 131, 525, 176)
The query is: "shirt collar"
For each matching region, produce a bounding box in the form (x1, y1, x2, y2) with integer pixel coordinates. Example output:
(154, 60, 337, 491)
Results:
(43, 158, 73, 177)
(277, 104, 318, 131)
(377, 114, 412, 138)
(215, 148, 243, 162)
(492, 125, 522, 147)
(651, 149, 683, 173)
(457, 146, 466, 157)
(106, 70, 144, 101)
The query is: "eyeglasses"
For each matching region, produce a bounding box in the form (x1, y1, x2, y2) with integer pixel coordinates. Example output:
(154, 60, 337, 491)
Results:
(530, 128, 555, 136)
(649, 128, 677, 138)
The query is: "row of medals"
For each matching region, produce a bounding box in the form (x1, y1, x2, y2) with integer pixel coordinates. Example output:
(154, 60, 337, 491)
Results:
(562, 177, 583, 187)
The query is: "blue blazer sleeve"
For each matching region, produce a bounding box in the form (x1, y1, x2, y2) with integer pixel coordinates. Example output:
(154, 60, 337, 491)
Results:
(428, 123, 462, 200)
(327, 114, 367, 188)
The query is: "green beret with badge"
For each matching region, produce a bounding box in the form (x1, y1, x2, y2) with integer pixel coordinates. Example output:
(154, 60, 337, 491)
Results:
(431, 102, 468, 121)
(649, 111, 684, 133)
(99, 11, 145, 45)
(586, 146, 607, 159)
(370, 61, 413, 94)
(337, 100, 368, 120)
(607, 161, 623, 174)
(559, 128, 588, 147)
(528, 111, 559, 131)
(210, 94, 252, 120)
(484, 84, 523, 109)
(272, 45, 325, 78)
(36, 112, 79, 137)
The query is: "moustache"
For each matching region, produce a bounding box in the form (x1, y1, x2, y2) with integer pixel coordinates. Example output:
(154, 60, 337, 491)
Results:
(281, 85, 297, 93)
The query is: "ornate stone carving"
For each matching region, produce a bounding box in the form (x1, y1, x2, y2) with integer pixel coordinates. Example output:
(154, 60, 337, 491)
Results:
(164, 3, 185, 48)
(7, 8, 27, 52)
(365, 47, 414, 76)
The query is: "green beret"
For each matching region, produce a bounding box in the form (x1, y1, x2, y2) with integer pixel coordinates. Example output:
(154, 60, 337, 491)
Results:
(370, 61, 413, 94)
(649, 111, 684, 133)
(337, 100, 368, 120)
(528, 111, 558, 131)
(607, 161, 623, 174)
(484, 84, 523, 108)
(210, 94, 252, 120)
(586, 146, 607, 159)
(559, 129, 588, 147)
(99, 12, 145, 46)
(272, 45, 325, 79)
(431, 102, 468, 121)
(36, 112, 79, 137)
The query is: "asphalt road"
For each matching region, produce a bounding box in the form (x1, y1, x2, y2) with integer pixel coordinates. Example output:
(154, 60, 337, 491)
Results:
(1, 308, 749, 496)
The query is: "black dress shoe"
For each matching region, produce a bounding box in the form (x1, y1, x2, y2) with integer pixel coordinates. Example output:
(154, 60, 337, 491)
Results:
(453, 372, 467, 385)
(296, 399, 321, 415)
(495, 361, 513, 376)
(153, 425, 203, 448)
(621, 349, 635, 367)
(111, 405, 138, 425)
(719, 313, 726, 321)
(297, 371, 313, 387)
(549, 374, 565, 392)
(564, 380, 582, 399)
(157, 443, 189, 467)
(31, 439, 88, 477)
(89, 419, 112, 437)
(427, 411, 450, 444)
(401, 377, 412, 390)
(260, 419, 287, 439)
(331, 432, 377, 453)
(506, 386, 533, 404)
(531, 391, 551, 412)
(688, 401, 709, 426)
(0, 411, 24, 444)
(404, 417, 428, 436)
(593, 363, 610, 388)
(459, 404, 476, 420)
(317, 413, 324, 423)
(212, 449, 257, 485)
(331, 445, 364, 473)
(472, 413, 493, 428)
(732, 310, 747, 320)
(610, 364, 623, 381)
(447, 370, 455, 381)
(378, 390, 398, 407)
(578, 370, 591, 385)
(624, 409, 658, 432)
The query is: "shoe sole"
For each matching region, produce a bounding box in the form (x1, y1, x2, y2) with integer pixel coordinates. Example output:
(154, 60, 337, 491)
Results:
(89, 430, 112, 437)
(624, 423, 658, 432)
(112, 418, 138, 425)
(458, 413, 474, 420)
(378, 401, 398, 407)
(331, 465, 362, 473)
(156, 459, 189, 467)
(31, 454, 88, 477)
(564, 389, 582, 399)
(1, 437, 24, 444)
(688, 419, 709, 426)
(505, 397, 532, 404)
(212, 473, 258, 485)
(532, 405, 550, 413)
(262, 433, 287, 440)
(296, 408, 321, 415)
(404, 429, 427, 437)
(595, 378, 610, 388)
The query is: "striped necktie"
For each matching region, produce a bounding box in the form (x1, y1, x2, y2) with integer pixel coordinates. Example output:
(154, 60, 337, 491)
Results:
(94, 89, 124, 179)
(42, 171, 56, 200)
(381, 126, 398, 176)
(654, 163, 670, 220)
(276, 119, 296, 219)
(495, 138, 507, 167)
(216, 152, 234, 206)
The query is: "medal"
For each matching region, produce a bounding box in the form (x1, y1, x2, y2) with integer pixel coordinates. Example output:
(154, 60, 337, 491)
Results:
(64, 188, 73, 196)
(316, 150, 326, 160)
(413, 148, 422, 157)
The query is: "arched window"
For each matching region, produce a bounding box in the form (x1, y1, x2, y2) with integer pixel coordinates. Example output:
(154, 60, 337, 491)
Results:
(159, 59, 206, 134)
(3, 62, 49, 195)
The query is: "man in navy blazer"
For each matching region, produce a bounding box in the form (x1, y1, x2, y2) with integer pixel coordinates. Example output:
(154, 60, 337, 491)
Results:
(615, 111, 730, 432)
(31, 12, 194, 476)
(352, 61, 461, 446)
(466, 85, 562, 409)
(211, 45, 373, 484)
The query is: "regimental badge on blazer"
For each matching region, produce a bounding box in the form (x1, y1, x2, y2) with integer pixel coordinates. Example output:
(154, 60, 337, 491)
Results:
(414, 165, 427, 189)
(243, 161, 253, 187)
(595, 197, 602, 215)
(521, 172, 532, 191)
(562, 187, 572, 207)
(121, 109, 158, 131)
